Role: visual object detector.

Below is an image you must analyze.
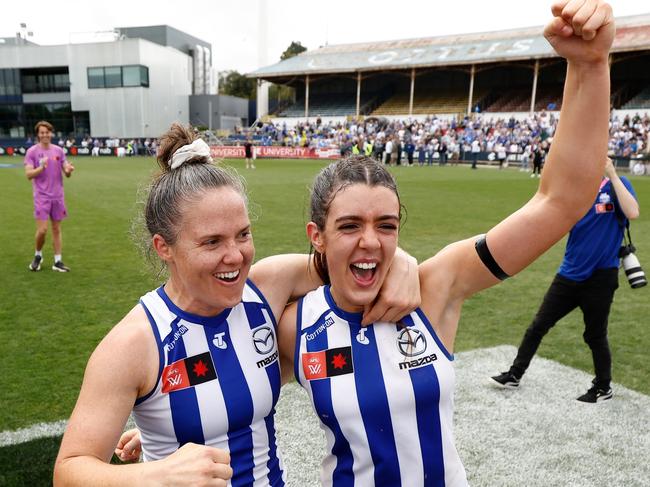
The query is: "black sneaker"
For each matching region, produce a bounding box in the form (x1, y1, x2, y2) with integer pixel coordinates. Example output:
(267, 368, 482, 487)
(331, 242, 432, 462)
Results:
(490, 371, 520, 389)
(52, 261, 71, 272)
(576, 386, 613, 403)
(29, 255, 42, 271)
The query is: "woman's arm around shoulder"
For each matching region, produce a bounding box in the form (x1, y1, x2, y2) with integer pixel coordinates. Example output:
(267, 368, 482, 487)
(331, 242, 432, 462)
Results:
(250, 249, 420, 326)
(249, 254, 321, 324)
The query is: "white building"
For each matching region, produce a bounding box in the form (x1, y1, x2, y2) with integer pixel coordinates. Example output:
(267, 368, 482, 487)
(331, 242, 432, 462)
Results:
(0, 25, 245, 140)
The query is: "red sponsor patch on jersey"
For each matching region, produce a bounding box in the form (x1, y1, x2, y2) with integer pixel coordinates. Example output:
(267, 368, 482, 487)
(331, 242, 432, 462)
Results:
(302, 346, 353, 381)
(303, 351, 327, 380)
(595, 202, 614, 214)
(161, 351, 217, 393)
(162, 360, 190, 393)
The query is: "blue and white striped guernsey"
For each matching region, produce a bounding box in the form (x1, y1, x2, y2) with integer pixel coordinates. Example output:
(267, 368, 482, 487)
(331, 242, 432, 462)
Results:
(133, 280, 285, 487)
(294, 286, 468, 487)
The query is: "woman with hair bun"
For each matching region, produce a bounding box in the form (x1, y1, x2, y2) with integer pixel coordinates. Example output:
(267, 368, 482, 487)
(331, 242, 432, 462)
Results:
(53, 123, 419, 486)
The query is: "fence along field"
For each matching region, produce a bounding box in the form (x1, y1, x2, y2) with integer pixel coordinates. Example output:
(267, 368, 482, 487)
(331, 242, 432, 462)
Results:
(1, 156, 648, 485)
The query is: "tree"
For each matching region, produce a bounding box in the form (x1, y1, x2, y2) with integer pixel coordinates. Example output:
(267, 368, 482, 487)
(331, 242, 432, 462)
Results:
(218, 70, 256, 99)
(280, 41, 307, 61)
(268, 41, 308, 107)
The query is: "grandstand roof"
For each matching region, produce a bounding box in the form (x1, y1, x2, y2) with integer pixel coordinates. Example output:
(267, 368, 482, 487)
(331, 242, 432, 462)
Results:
(250, 14, 650, 80)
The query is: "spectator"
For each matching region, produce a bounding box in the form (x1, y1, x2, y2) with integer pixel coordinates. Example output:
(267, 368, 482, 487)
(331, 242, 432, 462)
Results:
(492, 158, 639, 402)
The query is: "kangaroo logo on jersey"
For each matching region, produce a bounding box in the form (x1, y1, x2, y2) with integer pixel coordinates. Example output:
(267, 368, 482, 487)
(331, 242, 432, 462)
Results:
(397, 328, 427, 357)
(356, 328, 370, 345)
(162, 352, 217, 394)
(302, 346, 354, 380)
(252, 326, 275, 355)
(212, 332, 227, 349)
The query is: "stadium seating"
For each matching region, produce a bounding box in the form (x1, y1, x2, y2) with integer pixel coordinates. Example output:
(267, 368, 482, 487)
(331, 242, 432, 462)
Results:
(621, 87, 650, 109)
(371, 90, 487, 116)
(482, 86, 564, 112)
(277, 94, 376, 117)
(533, 85, 564, 111)
(484, 88, 532, 112)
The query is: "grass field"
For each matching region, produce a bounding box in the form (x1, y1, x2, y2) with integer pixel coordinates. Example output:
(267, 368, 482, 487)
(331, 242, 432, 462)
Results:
(0, 155, 648, 484)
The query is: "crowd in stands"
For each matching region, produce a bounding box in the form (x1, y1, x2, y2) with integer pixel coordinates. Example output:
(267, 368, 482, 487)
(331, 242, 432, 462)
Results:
(14, 112, 650, 164)
(243, 112, 650, 162)
(21, 135, 159, 156)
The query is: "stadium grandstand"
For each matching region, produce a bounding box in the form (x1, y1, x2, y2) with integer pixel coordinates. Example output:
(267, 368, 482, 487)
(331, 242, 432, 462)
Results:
(250, 14, 650, 120)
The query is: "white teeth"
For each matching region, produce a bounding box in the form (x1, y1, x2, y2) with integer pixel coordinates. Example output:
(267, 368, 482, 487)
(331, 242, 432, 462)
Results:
(352, 262, 377, 270)
(215, 270, 239, 279)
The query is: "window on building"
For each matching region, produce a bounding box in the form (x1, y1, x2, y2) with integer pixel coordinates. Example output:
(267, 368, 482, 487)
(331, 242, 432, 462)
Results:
(122, 66, 140, 87)
(87, 68, 104, 89)
(140, 65, 149, 87)
(21, 68, 69, 93)
(87, 65, 149, 89)
(0, 104, 24, 137)
(104, 67, 122, 88)
(24, 102, 74, 137)
(72, 111, 90, 136)
(0, 69, 22, 97)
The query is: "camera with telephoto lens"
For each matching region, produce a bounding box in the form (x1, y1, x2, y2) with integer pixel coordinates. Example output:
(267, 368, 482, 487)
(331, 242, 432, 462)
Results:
(619, 244, 647, 288)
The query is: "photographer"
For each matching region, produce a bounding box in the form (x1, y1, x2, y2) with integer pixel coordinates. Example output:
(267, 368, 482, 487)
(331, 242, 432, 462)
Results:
(491, 157, 639, 403)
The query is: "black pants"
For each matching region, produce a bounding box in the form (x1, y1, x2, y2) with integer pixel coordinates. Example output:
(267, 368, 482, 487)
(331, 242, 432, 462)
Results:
(471, 152, 479, 169)
(510, 269, 619, 389)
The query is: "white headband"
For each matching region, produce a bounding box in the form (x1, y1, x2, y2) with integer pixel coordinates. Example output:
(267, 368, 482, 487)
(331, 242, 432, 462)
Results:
(169, 139, 212, 169)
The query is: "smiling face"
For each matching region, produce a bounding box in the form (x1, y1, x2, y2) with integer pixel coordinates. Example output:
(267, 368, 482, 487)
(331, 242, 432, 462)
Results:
(160, 186, 254, 316)
(36, 125, 52, 147)
(308, 183, 400, 313)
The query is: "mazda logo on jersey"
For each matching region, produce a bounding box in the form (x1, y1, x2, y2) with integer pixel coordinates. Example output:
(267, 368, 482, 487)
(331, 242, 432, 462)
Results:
(252, 326, 275, 355)
(161, 352, 217, 394)
(397, 328, 427, 357)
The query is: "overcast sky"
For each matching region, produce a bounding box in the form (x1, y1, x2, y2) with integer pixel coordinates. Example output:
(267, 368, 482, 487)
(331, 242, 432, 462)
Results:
(2, 0, 649, 73)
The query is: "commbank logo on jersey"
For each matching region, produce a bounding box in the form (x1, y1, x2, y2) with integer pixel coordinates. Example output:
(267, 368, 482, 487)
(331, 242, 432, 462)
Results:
(252, 326, 275, 355)
(162, 351, 217, 394)
(302, 346, 354, 380)
(397, 328, 427, 357)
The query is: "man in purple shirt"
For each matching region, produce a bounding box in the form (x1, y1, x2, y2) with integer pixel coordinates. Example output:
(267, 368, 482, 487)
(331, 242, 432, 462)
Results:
(24, 120, 75, 272)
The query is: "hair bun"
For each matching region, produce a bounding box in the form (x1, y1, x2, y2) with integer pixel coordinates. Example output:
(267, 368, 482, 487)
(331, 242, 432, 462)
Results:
(169, 139, 213, 170)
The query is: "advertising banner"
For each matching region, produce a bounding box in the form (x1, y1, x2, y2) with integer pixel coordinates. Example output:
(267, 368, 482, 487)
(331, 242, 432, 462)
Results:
(209, 146, 340, 160)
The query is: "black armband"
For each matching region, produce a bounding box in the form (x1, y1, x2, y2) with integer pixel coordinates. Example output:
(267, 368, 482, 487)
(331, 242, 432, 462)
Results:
(475, 234, 510, 281)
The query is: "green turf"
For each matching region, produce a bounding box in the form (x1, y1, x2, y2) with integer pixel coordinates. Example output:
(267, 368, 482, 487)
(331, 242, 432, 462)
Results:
(0, 435, 61, 486)
(0, 434, 128, 486)
(1, 156, 648, 433)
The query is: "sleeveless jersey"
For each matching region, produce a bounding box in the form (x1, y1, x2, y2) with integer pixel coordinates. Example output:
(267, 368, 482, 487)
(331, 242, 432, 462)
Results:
(133, 280, 285, 487)
(294, 286, 467, 487)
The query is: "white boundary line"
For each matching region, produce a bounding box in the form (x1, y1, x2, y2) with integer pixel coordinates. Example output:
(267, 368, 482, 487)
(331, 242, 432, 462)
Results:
(0, 420, 67, 448)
